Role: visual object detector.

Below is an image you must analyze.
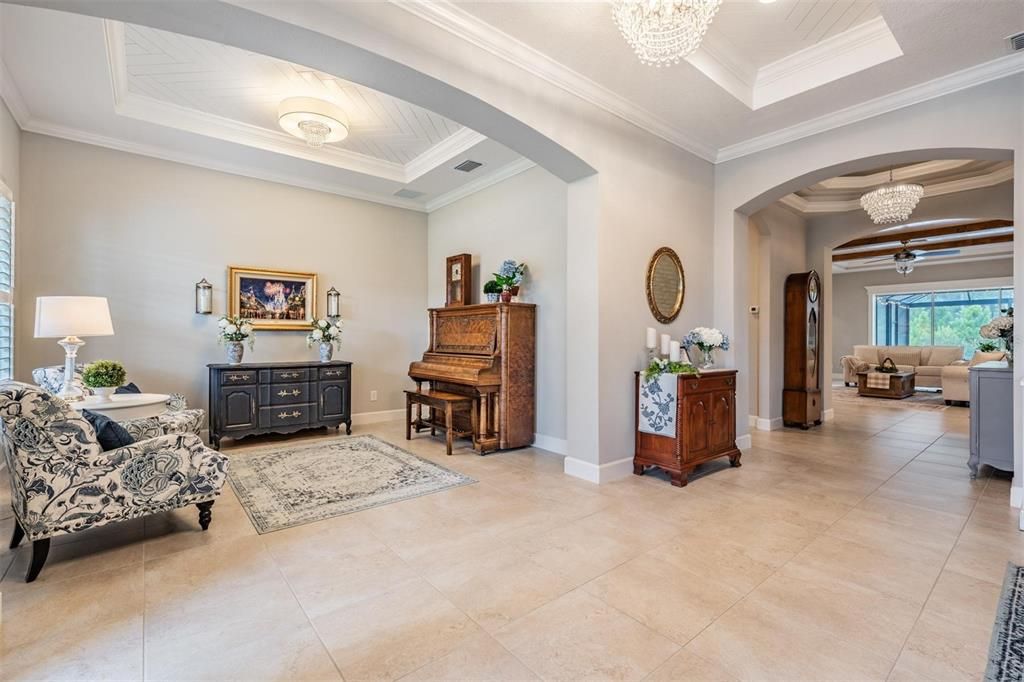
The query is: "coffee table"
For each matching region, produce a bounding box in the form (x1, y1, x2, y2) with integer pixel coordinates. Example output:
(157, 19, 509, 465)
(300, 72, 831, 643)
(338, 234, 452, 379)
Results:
(856, 370, 916, 399)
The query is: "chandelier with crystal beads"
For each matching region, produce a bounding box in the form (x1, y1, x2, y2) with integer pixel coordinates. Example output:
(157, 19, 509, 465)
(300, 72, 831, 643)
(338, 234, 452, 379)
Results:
(612, 0, 723, 67)
(859, 169, 925, 225)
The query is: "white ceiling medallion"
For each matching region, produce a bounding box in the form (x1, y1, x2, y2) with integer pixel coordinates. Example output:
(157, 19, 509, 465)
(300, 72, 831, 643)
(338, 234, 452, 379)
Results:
(612, 0, 722, 67)
(860, 170, 925, 224)
(278, 97, 349, 148)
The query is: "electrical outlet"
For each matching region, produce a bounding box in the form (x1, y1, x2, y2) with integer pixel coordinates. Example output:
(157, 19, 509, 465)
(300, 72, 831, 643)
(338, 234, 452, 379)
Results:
(370, 390, 378, 402)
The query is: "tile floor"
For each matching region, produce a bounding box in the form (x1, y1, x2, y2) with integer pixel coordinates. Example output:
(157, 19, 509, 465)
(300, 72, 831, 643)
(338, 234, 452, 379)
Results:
(0, 398, 1016, 681)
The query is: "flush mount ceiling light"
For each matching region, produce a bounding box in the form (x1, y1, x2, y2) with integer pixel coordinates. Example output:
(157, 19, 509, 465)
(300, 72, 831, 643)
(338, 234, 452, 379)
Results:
(278, 97, 349, 149)
(859, 169, 925, 225)
(611, 0, 723, 67)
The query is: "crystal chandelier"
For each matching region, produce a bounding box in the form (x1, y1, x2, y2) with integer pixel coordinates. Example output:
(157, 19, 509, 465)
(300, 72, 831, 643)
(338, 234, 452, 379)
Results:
(278, 97, 349, 149)
(612, 0, 723, 67)
(859, 169, 925, 225)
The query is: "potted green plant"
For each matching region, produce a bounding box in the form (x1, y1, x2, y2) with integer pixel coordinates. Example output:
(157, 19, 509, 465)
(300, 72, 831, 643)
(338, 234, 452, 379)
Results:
(493, 259, 527, 303)
(483, 280, 502, 303)
(977, 340, 1000, 353)
(82, 360, 127, 401)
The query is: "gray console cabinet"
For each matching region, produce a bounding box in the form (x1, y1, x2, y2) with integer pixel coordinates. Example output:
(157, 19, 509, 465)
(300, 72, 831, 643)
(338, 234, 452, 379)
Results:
(208, 360, 352, 449)
(968, 360, 1013, 478)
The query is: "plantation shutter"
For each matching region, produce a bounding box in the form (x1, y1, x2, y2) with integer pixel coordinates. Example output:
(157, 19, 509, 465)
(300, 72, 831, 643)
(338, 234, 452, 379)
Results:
(0, 191, 13, 381)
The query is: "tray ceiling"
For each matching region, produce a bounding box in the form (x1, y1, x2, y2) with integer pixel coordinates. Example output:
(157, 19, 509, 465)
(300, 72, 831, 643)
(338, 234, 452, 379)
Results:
(121, 24, 464, 167)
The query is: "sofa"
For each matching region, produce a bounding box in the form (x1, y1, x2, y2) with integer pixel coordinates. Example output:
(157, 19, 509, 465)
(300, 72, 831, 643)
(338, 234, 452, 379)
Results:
(840, 345, 965, 389)
(941, 351, 1008, 404)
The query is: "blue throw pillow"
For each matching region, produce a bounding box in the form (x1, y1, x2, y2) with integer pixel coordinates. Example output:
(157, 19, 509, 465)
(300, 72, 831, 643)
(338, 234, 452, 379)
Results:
(115, 382, 142, 395)
(81, 410, 135, 451)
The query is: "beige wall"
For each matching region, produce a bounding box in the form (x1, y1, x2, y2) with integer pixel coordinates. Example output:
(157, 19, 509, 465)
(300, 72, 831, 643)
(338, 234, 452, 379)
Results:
(749, 204, 807, 423)
(16, 134, 428, 417)
(0, 97, 17, 198)
(427, 165, 568, 444)
(831, 259, 1014, 369)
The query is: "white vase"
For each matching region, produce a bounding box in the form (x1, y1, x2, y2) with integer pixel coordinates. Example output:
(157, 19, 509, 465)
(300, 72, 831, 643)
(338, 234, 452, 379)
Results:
(319, 342, 334, 363)
(227, 342, 244, 365)
(92, 386, 115, 401)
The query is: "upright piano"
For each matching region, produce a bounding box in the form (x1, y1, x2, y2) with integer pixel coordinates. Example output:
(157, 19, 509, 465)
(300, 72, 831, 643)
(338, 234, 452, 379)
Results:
(408, 302, 536, 452)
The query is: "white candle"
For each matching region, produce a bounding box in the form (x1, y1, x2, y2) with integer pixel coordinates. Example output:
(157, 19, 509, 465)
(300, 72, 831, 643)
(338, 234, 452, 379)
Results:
(669, 341, 681, 362)
(645, 327, 657, 349)
(660, 334, 671, 356)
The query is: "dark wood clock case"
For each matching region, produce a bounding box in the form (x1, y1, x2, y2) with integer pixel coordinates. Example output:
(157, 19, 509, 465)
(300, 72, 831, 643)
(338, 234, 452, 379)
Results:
(783, 270, 823, 429)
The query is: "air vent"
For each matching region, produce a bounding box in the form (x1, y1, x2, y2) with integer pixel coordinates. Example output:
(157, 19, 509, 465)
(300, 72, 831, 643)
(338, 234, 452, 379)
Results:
(1009, 30, 1024, 51)
(393, 189, 425, 199)
(454, 160, 483, 173)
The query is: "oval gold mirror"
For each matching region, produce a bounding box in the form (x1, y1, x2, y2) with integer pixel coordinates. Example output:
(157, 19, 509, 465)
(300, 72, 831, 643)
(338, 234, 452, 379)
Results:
(646, 247, 685, 323)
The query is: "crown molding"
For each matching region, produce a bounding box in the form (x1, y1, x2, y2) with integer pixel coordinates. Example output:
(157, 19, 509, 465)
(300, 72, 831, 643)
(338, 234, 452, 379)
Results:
(21, 117, 429, 212)
(405, 125, 487, 181)
(391, 0, 718, 163)
(818, 160, 973, 190)
(752, 16, 902, 109)
(0, 57, 29, 128)
(717, 51, 1024, 163)
(425, 157, 536, 212)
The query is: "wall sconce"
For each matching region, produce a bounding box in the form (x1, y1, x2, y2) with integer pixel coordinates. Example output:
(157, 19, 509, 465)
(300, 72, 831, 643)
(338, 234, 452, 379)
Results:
(326, 287, 341, 318)
(195, 278, 213, 314)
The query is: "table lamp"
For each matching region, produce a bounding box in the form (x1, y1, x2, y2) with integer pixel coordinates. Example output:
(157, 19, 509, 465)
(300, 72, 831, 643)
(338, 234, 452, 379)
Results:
(34, 296, 114, 401)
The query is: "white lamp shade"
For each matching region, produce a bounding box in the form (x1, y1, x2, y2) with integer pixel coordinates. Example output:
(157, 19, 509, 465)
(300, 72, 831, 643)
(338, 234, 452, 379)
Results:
(34, 296, 114, 338)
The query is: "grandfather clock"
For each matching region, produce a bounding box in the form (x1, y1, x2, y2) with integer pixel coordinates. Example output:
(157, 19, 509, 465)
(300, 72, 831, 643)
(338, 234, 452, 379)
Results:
(783, 270, 822, 429)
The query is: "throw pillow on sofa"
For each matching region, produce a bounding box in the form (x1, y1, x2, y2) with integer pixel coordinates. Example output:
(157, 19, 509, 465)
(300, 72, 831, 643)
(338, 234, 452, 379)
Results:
(81, 409, 136, 451)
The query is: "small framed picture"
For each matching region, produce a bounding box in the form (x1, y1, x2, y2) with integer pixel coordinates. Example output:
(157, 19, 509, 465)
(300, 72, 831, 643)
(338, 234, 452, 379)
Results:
(228, 266, 317, 330)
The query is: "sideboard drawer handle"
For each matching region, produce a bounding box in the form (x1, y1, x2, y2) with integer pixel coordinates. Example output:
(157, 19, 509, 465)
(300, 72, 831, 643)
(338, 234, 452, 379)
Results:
(278, 389, 302, 397)
(278, 410, 302, 419)
(726, 378, 734, 386)
(280, 372, 301, 379)
(227, 374, 248, 381)
(689, 381, 699, 390)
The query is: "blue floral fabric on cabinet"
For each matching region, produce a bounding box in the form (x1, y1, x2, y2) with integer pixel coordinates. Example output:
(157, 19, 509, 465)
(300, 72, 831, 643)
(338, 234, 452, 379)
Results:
(639, 374, 677, 437)
(0, 381, 227, 542)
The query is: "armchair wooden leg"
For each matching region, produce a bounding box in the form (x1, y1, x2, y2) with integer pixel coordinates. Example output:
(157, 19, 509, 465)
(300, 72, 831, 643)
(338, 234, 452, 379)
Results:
(25, 538, 50, 583)
(197, 501, 215, 531)
(9, 518, 24, 549)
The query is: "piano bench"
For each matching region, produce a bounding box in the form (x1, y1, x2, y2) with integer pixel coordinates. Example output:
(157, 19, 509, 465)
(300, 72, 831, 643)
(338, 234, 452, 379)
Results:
(404, 390, 476, 456)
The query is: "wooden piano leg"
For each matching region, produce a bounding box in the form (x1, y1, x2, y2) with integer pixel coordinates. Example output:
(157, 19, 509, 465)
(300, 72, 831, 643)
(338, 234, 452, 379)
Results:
(470, 398, 480, 452)
(445, 403, 453, 456)
(480, 395, 489, 443)
(405, 395, 412, 441)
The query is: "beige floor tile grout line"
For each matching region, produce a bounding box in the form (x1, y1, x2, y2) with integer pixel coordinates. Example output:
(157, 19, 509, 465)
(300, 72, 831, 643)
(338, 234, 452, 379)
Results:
(651, 415, 957, 678)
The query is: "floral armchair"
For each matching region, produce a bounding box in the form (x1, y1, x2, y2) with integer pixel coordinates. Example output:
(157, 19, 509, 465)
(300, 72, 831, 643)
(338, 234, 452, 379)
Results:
(32, 365, 206, 439)
(0, 382, 228, 582)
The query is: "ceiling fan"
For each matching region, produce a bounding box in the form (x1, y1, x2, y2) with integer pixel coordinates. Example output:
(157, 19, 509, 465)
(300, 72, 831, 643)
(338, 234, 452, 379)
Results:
(864, 239, 961, 276)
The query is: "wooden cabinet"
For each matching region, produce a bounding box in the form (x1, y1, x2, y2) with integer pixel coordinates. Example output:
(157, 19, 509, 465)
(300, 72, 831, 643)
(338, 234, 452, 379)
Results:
(208, 360, 352, 449)
(783, 270, 823, 429)
(634, 370, 742, 487)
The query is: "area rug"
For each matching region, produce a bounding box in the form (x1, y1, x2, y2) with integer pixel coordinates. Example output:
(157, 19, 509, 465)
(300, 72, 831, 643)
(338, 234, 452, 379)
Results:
(986, 563, 1024, 681)
(228, 435, 476, 533)
(831, 385, 954, 412)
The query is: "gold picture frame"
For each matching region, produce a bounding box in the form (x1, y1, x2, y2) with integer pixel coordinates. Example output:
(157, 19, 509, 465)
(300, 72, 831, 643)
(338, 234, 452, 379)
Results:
(645, 247, 685, 324)
(228, 266, 317, 330)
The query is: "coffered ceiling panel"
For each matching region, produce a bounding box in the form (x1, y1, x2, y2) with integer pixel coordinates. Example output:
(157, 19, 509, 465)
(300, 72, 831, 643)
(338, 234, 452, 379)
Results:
(121, 24, 464, 165)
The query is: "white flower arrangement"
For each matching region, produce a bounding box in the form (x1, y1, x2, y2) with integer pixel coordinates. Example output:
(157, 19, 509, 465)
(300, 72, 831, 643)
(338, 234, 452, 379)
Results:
(217, 315, 255, 349)
(307, 317, 343, 348)
(684, 326, 730, 352)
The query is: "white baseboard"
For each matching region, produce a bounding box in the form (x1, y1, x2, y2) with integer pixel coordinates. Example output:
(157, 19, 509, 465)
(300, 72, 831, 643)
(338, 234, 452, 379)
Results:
(563, 455, 634, 484)
(1012, 485, 1023, 509)
(736, 434, 752, 449)
(823, 408, 835, 422)
(755, 417, 782, 431)
(533, 433, 568, 455)
(352, 408, 404, 425)
(748, 415, 758, 428)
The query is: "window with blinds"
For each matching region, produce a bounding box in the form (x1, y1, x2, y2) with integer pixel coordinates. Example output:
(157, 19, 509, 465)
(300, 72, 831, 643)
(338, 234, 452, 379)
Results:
(0, 190, 12, 381)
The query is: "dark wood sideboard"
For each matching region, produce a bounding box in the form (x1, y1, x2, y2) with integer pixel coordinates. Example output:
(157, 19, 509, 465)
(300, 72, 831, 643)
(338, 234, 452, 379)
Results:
(207, 360, 352, 449)
(634, 369, 741, 487)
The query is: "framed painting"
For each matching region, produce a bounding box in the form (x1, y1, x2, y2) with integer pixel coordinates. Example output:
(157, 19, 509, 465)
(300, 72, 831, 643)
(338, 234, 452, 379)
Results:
(228, 266, 317, 330)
